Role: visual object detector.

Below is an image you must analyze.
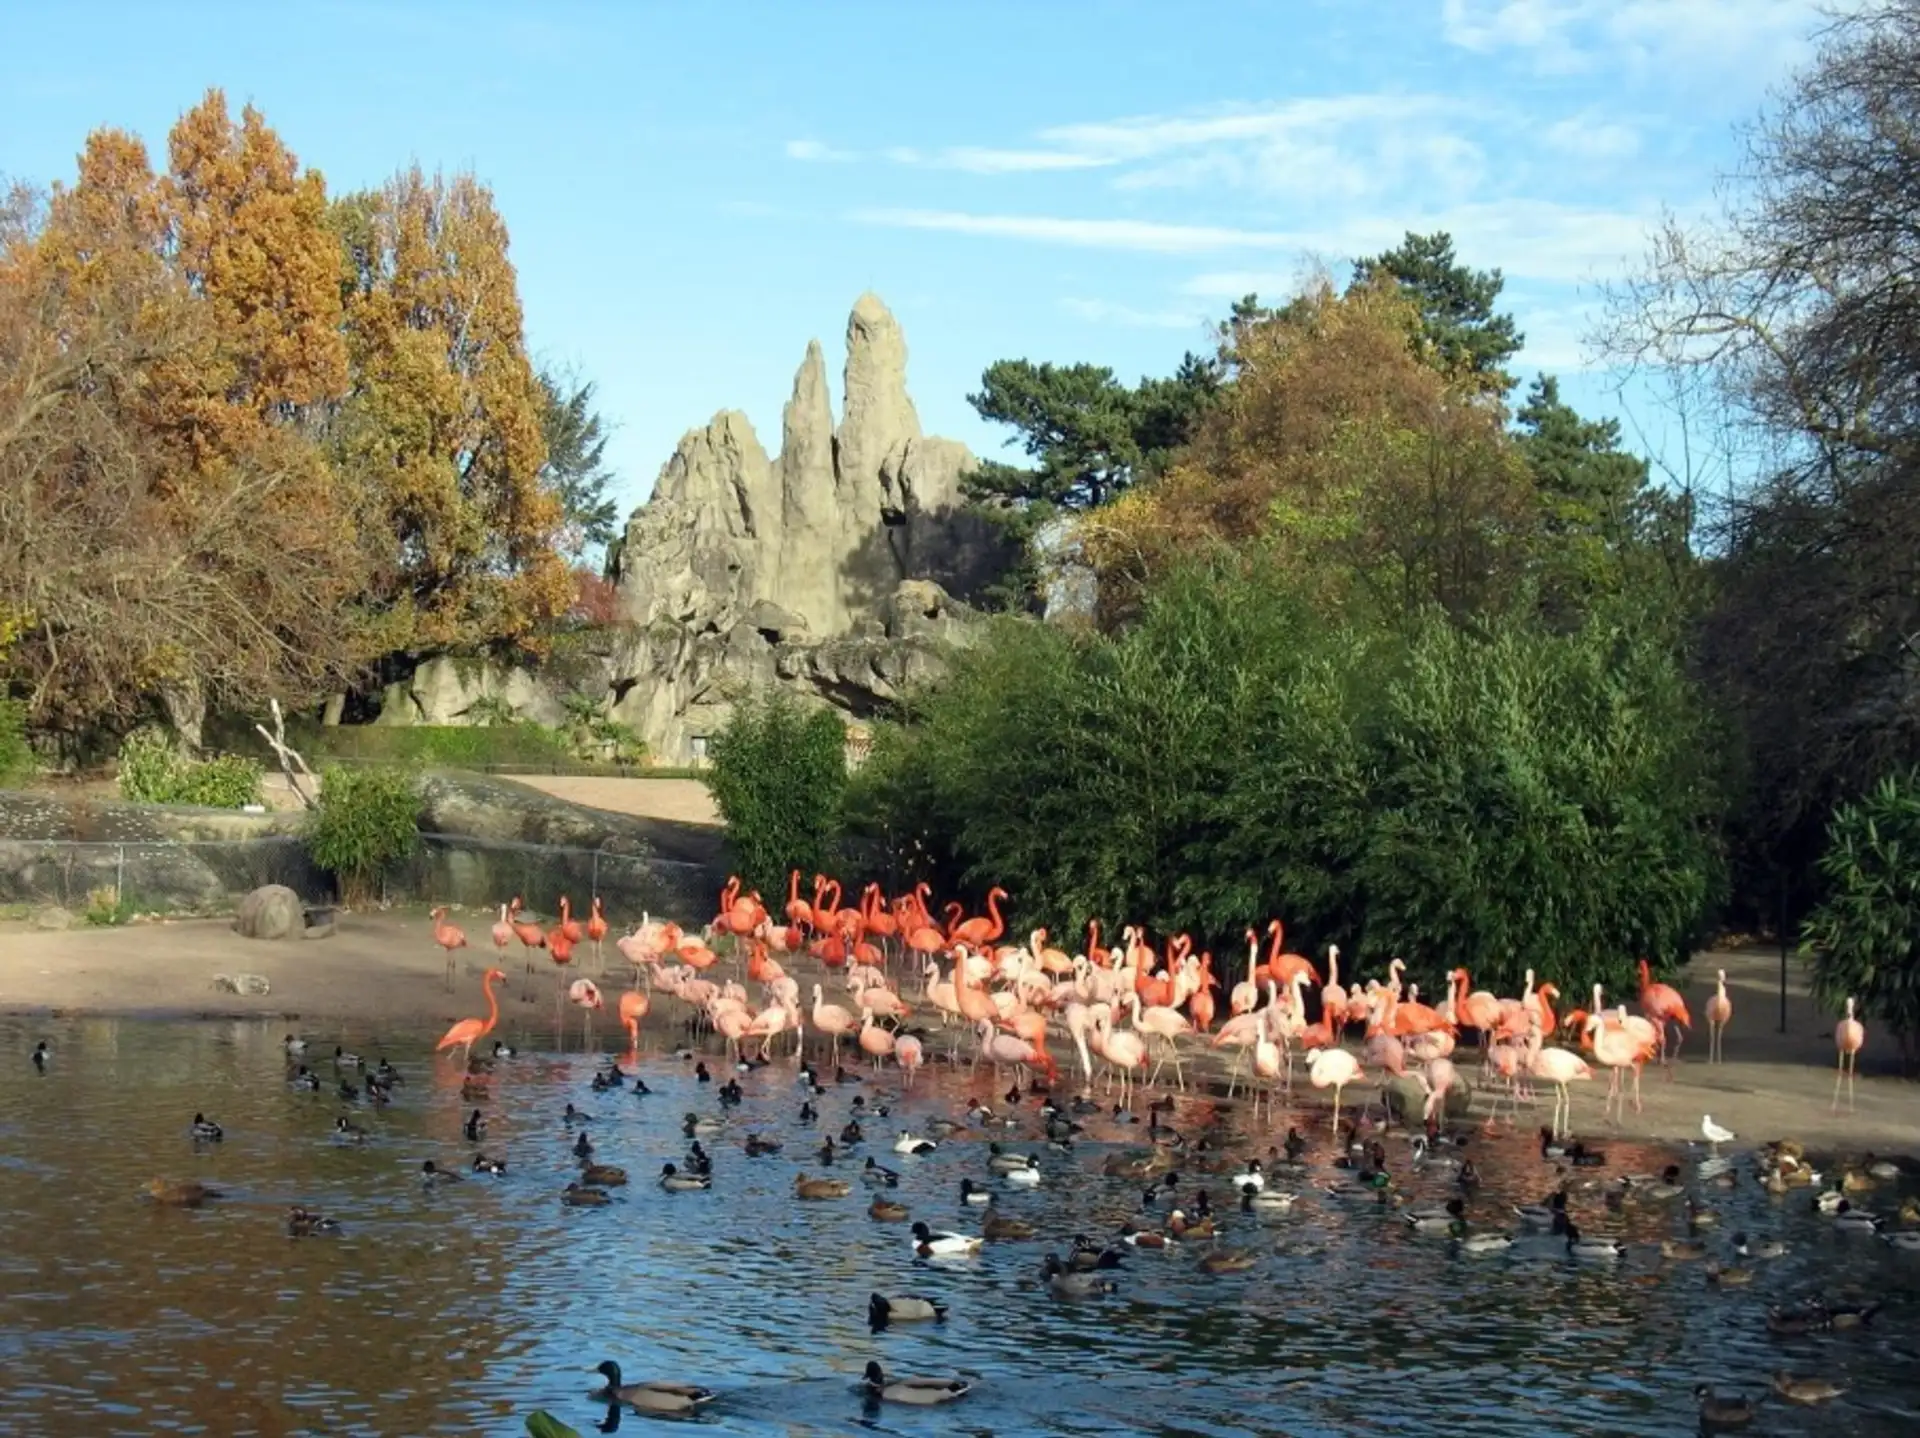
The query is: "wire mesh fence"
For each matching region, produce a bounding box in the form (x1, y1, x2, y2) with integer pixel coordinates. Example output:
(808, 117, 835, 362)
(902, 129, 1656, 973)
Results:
(0, 832, 716, 920)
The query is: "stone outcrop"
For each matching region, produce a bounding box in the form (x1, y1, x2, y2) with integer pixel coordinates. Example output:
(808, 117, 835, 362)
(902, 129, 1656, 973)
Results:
(232, 884, 306, 940)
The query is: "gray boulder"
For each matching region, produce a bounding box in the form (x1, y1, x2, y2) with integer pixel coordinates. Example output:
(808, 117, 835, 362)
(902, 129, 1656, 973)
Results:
(233, 884, 305, 941)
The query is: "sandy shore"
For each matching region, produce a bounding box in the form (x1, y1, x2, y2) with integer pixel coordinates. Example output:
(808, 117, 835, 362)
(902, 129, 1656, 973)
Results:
(1, 910, 1914, 1156)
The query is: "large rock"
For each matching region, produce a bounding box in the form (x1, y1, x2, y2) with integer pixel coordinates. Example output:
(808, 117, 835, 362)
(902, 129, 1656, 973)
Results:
(375, 656, 567, 728)
(233, 884, 304, 940)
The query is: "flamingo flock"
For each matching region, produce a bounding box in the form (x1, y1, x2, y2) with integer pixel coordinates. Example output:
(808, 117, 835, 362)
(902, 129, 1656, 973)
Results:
(428, 872, 1874, 1138)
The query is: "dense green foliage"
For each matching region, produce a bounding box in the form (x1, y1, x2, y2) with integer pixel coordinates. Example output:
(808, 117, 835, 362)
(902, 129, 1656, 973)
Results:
(116, 729, 265, 808)
(850, 563, 1723, 998)
(538, 369, 622, 563)
(306, 765, 422, 904)
(1799, 770, 1920, 1064)
(0, 697, 30, 785)
(706, 693, 850, 899)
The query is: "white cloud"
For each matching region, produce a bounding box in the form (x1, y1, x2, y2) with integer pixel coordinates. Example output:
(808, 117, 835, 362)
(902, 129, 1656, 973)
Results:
(784, 138, 856, 163)
(1059, 297, 1210, 330)
(1438, 0, 1832, 75)
(1542, 114, 1640, 161)
(913, 146, 1118, 175)
(850, 209, 1303, 255)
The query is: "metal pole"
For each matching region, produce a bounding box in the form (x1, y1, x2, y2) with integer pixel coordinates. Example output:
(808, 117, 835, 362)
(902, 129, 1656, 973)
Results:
(116, 844, 126, 905)
(1778, 870, 1789, 1035)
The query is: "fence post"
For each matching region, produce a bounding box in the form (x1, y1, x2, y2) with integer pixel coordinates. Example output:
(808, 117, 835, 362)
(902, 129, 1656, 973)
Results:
(591, 845, 601, 903)
(116, 844, 126, 904)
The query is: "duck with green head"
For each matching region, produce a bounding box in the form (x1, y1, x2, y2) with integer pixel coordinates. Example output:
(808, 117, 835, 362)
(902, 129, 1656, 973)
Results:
(589, 1361, 716, 1414)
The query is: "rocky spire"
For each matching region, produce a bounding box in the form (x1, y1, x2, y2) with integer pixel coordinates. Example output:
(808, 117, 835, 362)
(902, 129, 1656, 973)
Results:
(836, 292, 922, 523)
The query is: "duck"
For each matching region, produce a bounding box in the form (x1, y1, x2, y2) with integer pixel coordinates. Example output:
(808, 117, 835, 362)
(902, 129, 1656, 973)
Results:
(981, 1208, 1036, 1240)
(862, 1157, 901, 1188)
(334, 1046, 363, 1069)
(338, 1080, 362, 1103)
(1831, 1202, 1883, 1234)
(285, 1205, 340, 1236)
(1004, 1156, 1042, 1188)
(1733, 1232, 1786, 1259)
(420, 1160, 464, 1188)
(839, 1120, 865, 1145)
(869, 1197, 910, 1221)
(334, 1116, 368, 1143)
(1771, 1371, 1846, 1405)
(490, 1040, 516, 1059)
(283, 1035, 307, 1057)
(1694, 1384, 1757, 1430)
(589, 1361, 717, 1415)
(683, 1113, 723, 1137)
(958, 1178, 992, 1206)
(1168, 1208, 1215, 1240)
(562, 1182, 611, 1207)
(861, 1361, 972, 1406)
(579, 1163, 628, 1187)
(1042, 1252, 1117, 1297)
(189, 1112, 224, 1142)
(1242, 1187, 1298, 1213)
(1660, 1238, 1708, 1261)
(1703, 1259, 1753, 1286)
(572, 1132, 594, 1160)
(147, 1178, 221, 1207)
(1227, 1159, 1265, 1191)
(463, 1110, 487, 1142)
(459, 1079, 488, 1103)
(1765, 1304, 1828, 1336)
(1197, 1248, 1258, 1273)
(895, 1131, 938, 1155)
(659, 1163, 711, 1192)
(743, 1134, 783, 1158)
(867, 1292, 947, 1327)
(1515, 1191, 1569, 1227)
(563, 1103, 594, 1126)
(1865, 1155, 1900, 1180)
(1070, 1235, 1128, 1268)
(910, 1222, 984, 1257)
(472, 1153, 507, 1175)
(289, 1066, 321, 1091)
(694, 1061, 712, 1083)
(816, 1137, 837, 1165)
(1561, 1223, 1626, 1259)
(1821, 1299, 1880, 1329)
(795, 1173, 851, 1200)
(1404, 1198, 1467, 1235)
(1883, 1229, 1920, 1251)
(1457, 1230, 1515, 1254)
(1686, 1196, 1721, 1229)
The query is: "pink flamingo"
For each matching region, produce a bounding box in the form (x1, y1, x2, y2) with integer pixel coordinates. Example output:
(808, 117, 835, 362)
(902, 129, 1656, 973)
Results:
(1249, 1005, 1284, 1120)
(1527, 1045, 1592, 1138)
(431, 907, 469, 993)
(1418, 1057, 1458, 1131)
(975, 1017, 1038, 1086)
(1092, 1007, 1148, 1107)
(567, 977, 603, 1050)
(1705, 969, 1733, 1063)
(1450, 968, 1504, 1055)
(1305, 1046, 1363, 1130)
(894, 1033, 925, 1090)
(1833, 996, 1865, 1112)
(1482, 1040, 1523, 1127)
(1320, 943, 1350, 1032)
(1585, 1011, 1649, 1123)
(618, 988, 649, 1052)
(1211, 1006, 1265, 1097)
(1636, 958, 1692, 1066)
(857, 1012, 897, 1073)
(490, 903, 513, 956)
(1129, 991, 1194, 1090)
(810, 983, 856, 1067)
(1229, 929, 1262, 1017)
(435, 968, 505, 1067)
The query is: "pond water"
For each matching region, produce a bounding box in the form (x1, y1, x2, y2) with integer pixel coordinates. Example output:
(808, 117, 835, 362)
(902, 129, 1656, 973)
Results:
(2, 1012, 1917, 1437)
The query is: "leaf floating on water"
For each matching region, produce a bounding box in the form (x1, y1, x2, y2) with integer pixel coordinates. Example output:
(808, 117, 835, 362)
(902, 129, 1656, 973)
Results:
(525, 1413, 586, 1438)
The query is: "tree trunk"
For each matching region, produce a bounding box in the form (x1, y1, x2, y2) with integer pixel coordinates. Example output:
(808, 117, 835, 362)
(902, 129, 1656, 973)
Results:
(160, 680, 206, 755)
(322, 692, 346, 727)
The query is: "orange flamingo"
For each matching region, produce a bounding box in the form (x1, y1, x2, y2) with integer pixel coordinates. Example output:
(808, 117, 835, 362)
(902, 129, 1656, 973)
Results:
(431, 906, 468, 992)
(1833, 996, 1865, 1112)
(857, 1011, 896, 1073)
(1086, 918, 1110, 969)
(1189, 951, 1217, 1034)
(618, 987, 650, 1050)
(436, 968, 505, 1066)
(861, 884, 898, 945)
(556, 895, 583, 946)
(1704, 968, 1733, 1063)
(508, 896, 547, 995)
(548, 927, 576, 1025)
(586, 897, 609, 972)
(784, 870, 815, 928)
(1263, 921, 1320, 990)
(1636, 958, 1692, 1065)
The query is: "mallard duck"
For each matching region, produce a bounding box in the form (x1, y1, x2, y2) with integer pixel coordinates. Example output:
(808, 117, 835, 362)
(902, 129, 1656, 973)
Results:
(895, 1131, 938, 1155)
(289, 1065, 321, 1091)
(1070, 1235, 1127, 1268)
(1832, 1203, 1882, 1234)
(923, 1116, 964, 1138)
(1814, 1187, 1847, 1214)
(795, 1173, 851, 1200)
(472, 1153, 507, 1175)
(863, 1157, 901, 1187)
(589, 1361, 716, 1415)
(1661, 1237, 1707, 1260)
(1883, 1229, 1920, 1251)
(861, 1361, 972, 1406)
(334, 1116, 368, 1143)
(1840, 1167, 1876, 1193)
(868, 1291, 947, 1326)
(659, 1163, 711, 1192)
(420, 1160, 464, 1188)
(910, 1222, 983, 1257)
(190, 1112, 224, 1142)
(1515, 1191, 1569, 1227)
(463, 1110, 486, 1141)
(283, 1035, 307, 1056)
(562, 1182, 611, 1207)
(1562, 1223, 1626, 1259)
(1765, 1304, 1827, 1336)
(1822, 1299, 1879, 1329)
(1404, 1198, 1466, 1235)
(334, 1046, 363, 1069)
(1703, 1259, 1753, 1286)
(286, 1205, 339, 1236)
(1694, 1384, 1756, 1430)
(683, 1112, 722, 1137)
(743, 1133, 782, 1157)
(869, 1197, 910, 1221)
(1243, 1187, 1298, 1212)
(958, 1178, 992, 1206)
(579, 1163, 627, 1187)
(981, 1208, 1035, 1240)
(1042, 1252, 1116, 1297)
(1198, 1248, 1258, 1273)
(1458, 1230, 1514, 1254)
(459, 1079, 488, 1102)
(1733, 1232, 1786, 1259)
(1771, 1371, 1846, 1405)
(840, 1120, 865, 1145)
(1899, 1197, 1920, 1226)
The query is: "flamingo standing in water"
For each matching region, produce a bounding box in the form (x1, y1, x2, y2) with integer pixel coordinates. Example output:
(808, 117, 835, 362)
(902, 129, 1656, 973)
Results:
(857, 1012, 897, 1073)
(508, 898, 547, 998)
(586, 897, 609, 975)
(1705, 969, 1733, 1063)
(568, 977, 603, 1049)
(436, 968, 505, 1067)
(431, 907, 468, 992)
(893, 1033, 925, 1090)
(618, 988, 650, 1056)
(810, 984, 856, 1067)
(1833, 996, 1866, 1113)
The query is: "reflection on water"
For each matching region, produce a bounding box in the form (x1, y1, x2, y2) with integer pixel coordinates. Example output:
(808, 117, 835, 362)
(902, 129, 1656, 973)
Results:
(1, 1013, 1917, 1436)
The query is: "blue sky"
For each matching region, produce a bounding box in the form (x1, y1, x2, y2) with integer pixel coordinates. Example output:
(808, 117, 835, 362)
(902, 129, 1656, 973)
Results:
(1, 0, 1839, 516)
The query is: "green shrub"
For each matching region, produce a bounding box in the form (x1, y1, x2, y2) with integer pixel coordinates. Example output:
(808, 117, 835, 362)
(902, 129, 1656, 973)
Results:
(306, 764, 422, 905)
(853, 560, 1724, 999)
(0, 697, 32, 786)
(707, 692, 848, 898)
(1800, 769, 1920, 1068)
(115, 729, 264, 808)
(83, 885, 138, 927)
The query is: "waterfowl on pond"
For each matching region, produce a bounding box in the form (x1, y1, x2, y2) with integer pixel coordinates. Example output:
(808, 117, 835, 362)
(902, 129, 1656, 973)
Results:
(1197, 1248, 1258, 1273)
(334, 1047, 363, 1069)
(1404, 1198, 1466, 1235)
(959, 1178, 992, 1206)
(1561, 1223, 1626, 1259)
(1042, 1253, 1116, 1297)
(1884, 1230, 1920, 1251)
(795, 1173, 850, 1200)
(490, 1040, 516, 1059)
(683, 1113, 723, 1137)
(420, 1160, 463, 1187)
(1732, 1232, 1786, 1259)
(1228, 1159, 1265, 1191)
(562, 1182, 611, 1207)
(863, 1157, 901, 1187)
(589, 1361, 717, 1415)
(334, 1116, 368, 1143)
(282, 1035, 306, 1057)
(869, 1197, 910, 1221)
(1004, 1156, 1042, 1188)
(472, 1153, 507, 1175)
(463, 1110, 486, 1141)
(1457, 1230, 1515, 1254)
(190, 1113, 224, 1142)
(289, 1066, 320, 1091)
(743, 1134, 783, 1157)
(868, 1292, 947, 1326)
(572, 1132, 594, 1160)
(1661, 1238, 1707, 1261)
(563, 1103, 593, 1125)
(148, 1178, 221, 1207)
(286, 1205, 340, 1236)
(1694, 1384, 1757, 1430)
(579, 1163, 627, 1187)
(1704, 1259, 1753, 1286)
(1243, 1186, 1297, 1211)
(981, 1208, 1035, 1240)
(861, 1362, 972, 1406)
(1771, 1371, 1846, 1405)
(910, 1222, 983, 1257)
(895, 1131, 938, 1155)
(660, 1164, 711, 1192)
(839, 1121, 865, 1145)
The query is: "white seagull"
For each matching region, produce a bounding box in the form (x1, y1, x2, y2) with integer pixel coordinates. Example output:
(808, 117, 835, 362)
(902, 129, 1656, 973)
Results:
(1701, 1114, 1736, 1146)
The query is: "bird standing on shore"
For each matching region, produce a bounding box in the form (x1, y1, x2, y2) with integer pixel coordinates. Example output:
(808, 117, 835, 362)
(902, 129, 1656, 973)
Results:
(1833, 997, 1865, 1112)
